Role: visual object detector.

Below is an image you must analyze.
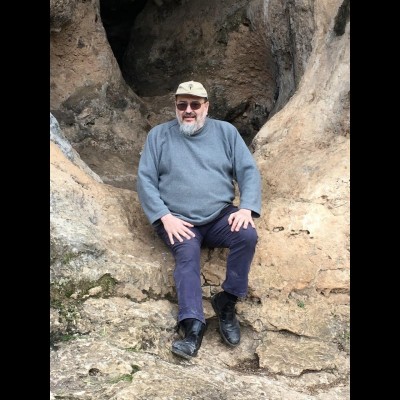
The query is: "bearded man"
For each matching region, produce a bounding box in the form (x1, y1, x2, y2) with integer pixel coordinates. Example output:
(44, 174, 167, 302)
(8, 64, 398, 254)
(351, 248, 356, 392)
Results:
(137, 80, 262, 359)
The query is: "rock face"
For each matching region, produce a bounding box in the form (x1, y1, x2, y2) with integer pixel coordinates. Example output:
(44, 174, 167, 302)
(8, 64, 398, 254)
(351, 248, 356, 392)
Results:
(121, 0, 277, 145)
(50, 0, 350, 399)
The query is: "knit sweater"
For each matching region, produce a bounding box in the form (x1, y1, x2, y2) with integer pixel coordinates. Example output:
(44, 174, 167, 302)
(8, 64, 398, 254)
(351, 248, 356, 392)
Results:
(137, 117, 262, 225)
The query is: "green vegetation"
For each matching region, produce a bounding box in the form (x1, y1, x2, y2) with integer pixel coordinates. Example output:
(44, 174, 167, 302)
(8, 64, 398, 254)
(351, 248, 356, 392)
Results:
(108, 374, 133, 384)
(108, 365, 140, 384)
(125, 346, 141, 352)
(50, 273, 118, 346)
(296, 300, 305, 308)
(50, 273, 118, 308)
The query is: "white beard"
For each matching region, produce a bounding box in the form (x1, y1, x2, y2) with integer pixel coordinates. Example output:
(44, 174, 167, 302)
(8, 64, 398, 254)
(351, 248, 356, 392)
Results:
(176, 110, 207, 136)
(179, 122, 199, 136)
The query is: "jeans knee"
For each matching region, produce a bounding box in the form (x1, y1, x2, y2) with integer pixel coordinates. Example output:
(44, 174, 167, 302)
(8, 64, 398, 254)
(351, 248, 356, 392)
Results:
(238, 227, 258, 248)
(174, 238, 201, 259)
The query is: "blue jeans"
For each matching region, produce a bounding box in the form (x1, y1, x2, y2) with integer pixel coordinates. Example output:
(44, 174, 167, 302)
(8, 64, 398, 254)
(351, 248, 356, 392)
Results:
(155, 205, 258, 324)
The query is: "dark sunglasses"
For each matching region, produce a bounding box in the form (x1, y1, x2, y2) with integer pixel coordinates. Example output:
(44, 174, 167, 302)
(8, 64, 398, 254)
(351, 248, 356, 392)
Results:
(176, 101, 205, 111)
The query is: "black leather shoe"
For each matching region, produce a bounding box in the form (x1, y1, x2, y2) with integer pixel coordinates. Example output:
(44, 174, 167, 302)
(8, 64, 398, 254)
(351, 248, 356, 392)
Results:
(171, 318, 206, 359)
(211, 291, 240, 347)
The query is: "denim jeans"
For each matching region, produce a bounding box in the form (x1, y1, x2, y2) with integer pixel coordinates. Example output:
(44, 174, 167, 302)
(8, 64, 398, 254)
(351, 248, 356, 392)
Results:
(155, 205, 258, 324)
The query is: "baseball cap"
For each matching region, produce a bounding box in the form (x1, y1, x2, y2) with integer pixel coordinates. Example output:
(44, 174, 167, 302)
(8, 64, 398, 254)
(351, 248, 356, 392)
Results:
(175, 80, 208, 98)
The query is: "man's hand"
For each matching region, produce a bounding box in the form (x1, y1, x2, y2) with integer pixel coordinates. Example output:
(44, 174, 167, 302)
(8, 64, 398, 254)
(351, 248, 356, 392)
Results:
(228, 208, 255, 232)
(161, 213, 196, 245)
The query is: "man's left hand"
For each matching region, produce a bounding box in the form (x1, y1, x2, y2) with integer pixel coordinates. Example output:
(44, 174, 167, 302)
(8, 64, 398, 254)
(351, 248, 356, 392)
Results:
(228, 208, 255, 232)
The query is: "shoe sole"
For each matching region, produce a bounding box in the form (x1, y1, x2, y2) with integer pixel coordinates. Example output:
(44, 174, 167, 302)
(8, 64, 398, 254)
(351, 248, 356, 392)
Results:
(171, 347, 196, 360)
(211, 295, 240, 348)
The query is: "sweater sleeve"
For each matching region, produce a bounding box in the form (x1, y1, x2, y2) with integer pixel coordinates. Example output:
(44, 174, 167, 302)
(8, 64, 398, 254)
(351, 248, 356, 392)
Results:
(232, 131, 262, 217)
(137, 131, 170, 224)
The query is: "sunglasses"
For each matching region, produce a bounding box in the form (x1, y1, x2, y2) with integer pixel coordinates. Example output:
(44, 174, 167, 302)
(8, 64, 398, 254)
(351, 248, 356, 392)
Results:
(176, 101, 205, 111)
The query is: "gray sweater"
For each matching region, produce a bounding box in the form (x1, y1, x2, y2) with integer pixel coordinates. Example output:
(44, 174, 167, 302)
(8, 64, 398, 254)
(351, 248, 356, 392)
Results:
(137, 117, 262, 225)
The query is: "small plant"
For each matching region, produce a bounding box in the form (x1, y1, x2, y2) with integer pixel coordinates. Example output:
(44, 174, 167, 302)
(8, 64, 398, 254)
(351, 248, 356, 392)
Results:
(59, 333, 77, 342)
(296, 300, 305, 308)
(125, 346, 140, 352)
(108, 374, 133, 384)
(61, 252, 77, 265)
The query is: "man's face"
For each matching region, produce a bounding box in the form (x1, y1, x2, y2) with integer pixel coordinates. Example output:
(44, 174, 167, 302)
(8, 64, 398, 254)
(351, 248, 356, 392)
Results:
(175, 95, 209, 136)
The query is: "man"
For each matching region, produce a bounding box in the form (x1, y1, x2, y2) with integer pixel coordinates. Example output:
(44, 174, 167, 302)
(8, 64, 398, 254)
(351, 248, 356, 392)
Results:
(137, 80, 262, 359)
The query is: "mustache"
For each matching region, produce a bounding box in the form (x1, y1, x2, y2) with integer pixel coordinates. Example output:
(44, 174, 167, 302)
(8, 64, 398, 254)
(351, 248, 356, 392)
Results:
(183, 112, 196, 118)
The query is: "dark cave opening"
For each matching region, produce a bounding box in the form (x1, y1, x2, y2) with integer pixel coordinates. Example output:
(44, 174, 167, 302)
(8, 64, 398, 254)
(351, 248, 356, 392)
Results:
(99, 0, 147, 66)
(98, 0, 274, 145)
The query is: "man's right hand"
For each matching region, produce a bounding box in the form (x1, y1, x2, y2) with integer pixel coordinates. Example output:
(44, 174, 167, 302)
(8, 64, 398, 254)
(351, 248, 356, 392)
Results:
(160, 214, 196, 245)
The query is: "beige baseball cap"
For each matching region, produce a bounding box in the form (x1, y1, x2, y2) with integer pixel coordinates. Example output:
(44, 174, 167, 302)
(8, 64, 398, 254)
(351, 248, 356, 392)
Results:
(175, 80, 208, 98)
